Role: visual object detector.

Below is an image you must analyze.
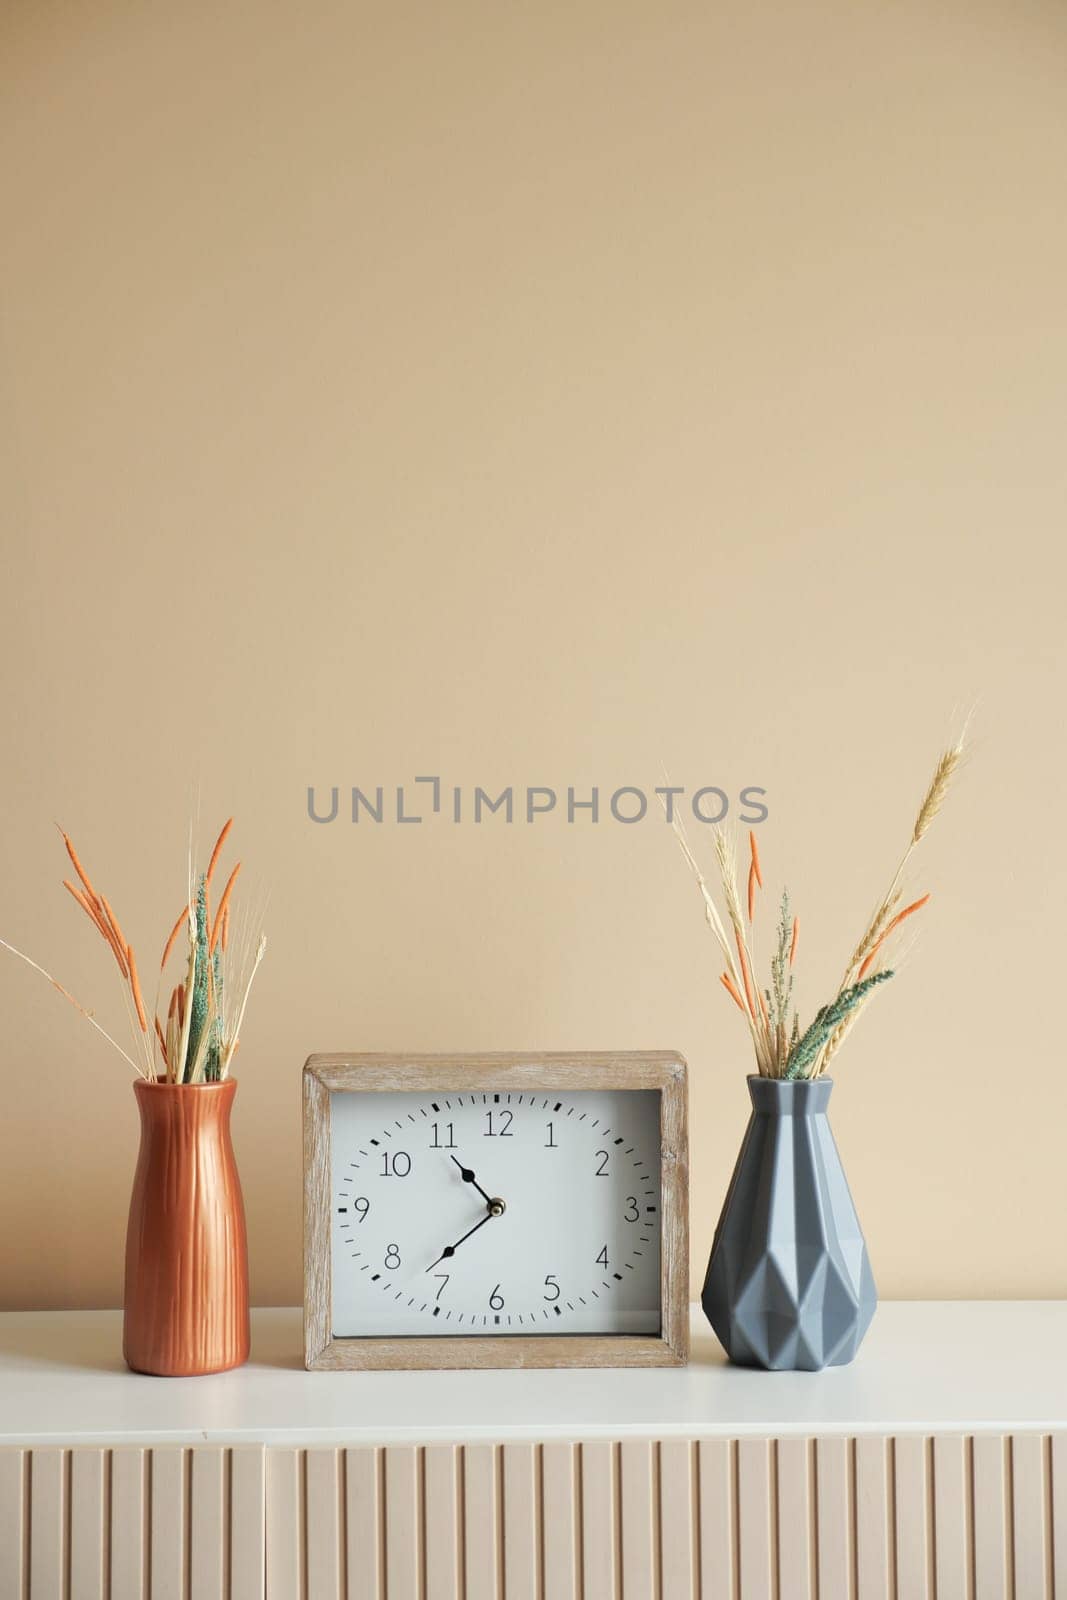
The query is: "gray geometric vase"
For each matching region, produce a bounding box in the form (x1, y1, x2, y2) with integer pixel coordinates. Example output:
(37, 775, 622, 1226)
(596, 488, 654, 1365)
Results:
(702, 1076, 877, 1370)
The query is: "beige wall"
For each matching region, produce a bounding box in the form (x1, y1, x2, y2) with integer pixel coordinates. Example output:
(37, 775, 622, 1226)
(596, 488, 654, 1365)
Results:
(2, 0, 1065, 1312)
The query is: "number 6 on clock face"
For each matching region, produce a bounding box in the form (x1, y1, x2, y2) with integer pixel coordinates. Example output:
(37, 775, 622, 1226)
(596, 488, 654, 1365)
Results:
(303, 1053, 689, 1370)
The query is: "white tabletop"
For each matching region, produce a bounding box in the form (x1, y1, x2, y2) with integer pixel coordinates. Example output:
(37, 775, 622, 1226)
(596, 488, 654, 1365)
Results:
(0, 1303, 1063, 1446)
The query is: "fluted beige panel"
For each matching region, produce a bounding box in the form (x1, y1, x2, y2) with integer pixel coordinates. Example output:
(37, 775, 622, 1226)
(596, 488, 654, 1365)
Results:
(502, 1444, 538, 1600)
(70, 1448, 107, 1600)
(893, 1434, 930, 1597)
(972, 1434, 1010, 1598)
(1011, 1433, 1051, 1598)
(1, 1433, 1065, 1595)
(855, 1435, 891, 1600)
(0, 1446, 267, 1598)
(0, 1448, 28, 1597)
(68, 1452, 105, 1600)
(620, 1439, 656, 1597)
(697, 1438, 734, 1595)
(265, 1447, 302, 1598)
(149, 1447, 185, 1600)
(189, 1447, 226, 1598)
(385, 1444, 420, 1599)
(344, 1447, 382, 1600)
(541, 1441, 579, 1600)
(814, 1437, 851, 1597)
(305, 1447, 343, 1599)
(109, 1448, 148, 1600)
(932, 1436, 969, 1600)
(231, 1448, 268, 1600)
(463, 1443, 499, 1600)
(737, 1438, 773, 1596)
(776, 1437, 813, 1600)
(580, 1440, 617, 1600)
(658, 1439, 697, 1600)
(30, 1448, 67, 1600)
(1053, 1434, 1067, 1598)
(423, 1444, 461, 1600)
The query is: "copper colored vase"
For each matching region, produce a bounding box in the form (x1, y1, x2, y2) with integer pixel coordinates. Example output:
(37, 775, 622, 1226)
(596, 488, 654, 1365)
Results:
(123, 1078, 250, 1376)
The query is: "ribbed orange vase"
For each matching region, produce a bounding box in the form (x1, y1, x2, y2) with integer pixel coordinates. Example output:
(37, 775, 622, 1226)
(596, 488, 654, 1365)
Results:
(123, 1078, 250, 1376)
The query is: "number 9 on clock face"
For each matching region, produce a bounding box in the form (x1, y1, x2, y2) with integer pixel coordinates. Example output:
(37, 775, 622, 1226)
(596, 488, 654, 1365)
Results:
(303, 1055, 689, 1369)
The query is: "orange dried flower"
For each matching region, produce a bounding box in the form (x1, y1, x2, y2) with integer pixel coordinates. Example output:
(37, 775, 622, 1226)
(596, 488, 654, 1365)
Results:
(127, 945, 148, 1032)
(160, 906, 189, 972)
(720, 972, 746, 1013)
(748, 830, 763, 888)
(858, 894, 930, 979)
(205, 818, 234, 888)
(209, 863, 241, 953)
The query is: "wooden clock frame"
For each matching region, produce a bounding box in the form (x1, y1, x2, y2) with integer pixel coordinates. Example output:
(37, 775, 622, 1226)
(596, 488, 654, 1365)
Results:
(303, 1051, 689, 1370)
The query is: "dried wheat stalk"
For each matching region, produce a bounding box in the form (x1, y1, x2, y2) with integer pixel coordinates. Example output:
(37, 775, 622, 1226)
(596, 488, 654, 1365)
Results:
(669, 729, 967, 1080)
(2, 817, 266, 1085)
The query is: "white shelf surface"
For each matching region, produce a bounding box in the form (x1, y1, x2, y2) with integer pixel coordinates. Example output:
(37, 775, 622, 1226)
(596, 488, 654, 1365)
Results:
(0, 1302, 1064, 1447)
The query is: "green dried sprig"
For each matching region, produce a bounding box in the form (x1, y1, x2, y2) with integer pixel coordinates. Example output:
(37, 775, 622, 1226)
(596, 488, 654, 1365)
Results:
(183, 873, 210, 1082)
(769, 889, 793, 1035)
(784, 971, 894, 1081)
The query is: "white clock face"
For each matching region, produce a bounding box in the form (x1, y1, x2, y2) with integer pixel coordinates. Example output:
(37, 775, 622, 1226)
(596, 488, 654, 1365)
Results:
(330, 1088, 663, 1337)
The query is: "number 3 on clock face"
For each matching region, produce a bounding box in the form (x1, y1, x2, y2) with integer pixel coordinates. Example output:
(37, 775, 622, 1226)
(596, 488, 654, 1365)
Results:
(330, 1088, 662, 1337)
(304, 1053, 689, 1369)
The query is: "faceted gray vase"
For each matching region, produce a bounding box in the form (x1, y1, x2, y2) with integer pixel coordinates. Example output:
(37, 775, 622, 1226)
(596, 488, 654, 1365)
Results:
(702, 1076, 876, 1371)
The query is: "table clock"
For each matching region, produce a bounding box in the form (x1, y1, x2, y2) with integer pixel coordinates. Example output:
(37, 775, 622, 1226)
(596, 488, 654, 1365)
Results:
(303, 1052, 688, 1369)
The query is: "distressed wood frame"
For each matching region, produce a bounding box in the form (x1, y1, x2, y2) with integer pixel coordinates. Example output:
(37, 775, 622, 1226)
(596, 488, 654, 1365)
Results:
(303, 1051, 689, 1370)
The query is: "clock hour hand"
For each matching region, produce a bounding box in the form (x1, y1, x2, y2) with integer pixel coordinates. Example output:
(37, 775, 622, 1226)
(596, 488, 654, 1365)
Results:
(425, 1210, 496, 1273)
(449, 1153, 494, 1209)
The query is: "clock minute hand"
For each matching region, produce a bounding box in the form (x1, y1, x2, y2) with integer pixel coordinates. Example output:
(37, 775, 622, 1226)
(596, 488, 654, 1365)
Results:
(425, 1210, 495, 1273)
(449, 1153, 494, 1208)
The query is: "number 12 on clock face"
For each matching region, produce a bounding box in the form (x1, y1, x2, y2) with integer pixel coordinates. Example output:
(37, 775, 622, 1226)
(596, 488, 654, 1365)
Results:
(329, 1087, 663, 1338)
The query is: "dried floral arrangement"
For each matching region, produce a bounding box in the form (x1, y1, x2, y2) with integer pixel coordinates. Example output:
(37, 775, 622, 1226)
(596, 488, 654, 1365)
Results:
(1, 818, 266, 1083)
(669, 740, 964, 1080)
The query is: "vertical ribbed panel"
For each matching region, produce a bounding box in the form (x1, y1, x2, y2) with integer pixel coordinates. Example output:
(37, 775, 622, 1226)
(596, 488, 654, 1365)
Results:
(189, 1447, 227, 1598)
(855, 1435, 891, 1599)
(0, 1448, 28, 1598)
(305, 1447, 343, 1600)
(463, 1444, 500, 1600)
(893, 1434, 930, 1596)
(0, 1432, 1062, 1594)
(424, 1444, 461, 1600)
(502, 1444, 538, 1600)
(150, 1447, 185, 1600)
(0, 1446, 267, 1597)
(815, 1436, 852, 1597)
(1052, 1434, 1067, 1598)
(231, 1447, 267, 1600)
(580, 1440, 617, 1600)
(30, 1448, 67, 1600)
(109, 1448, 148, 1599)
(619, 1440, 655, 1597)
(1011, 1433, 1051, 1597)
(776, 1437, 812, 1600)
(69, 1448, 107, 1600)
(697, 1438, 734, 1595)
(658, 1439, 696, 1599)
(385, 1444, 420, 1599)
(265, 1447, 302, 1598)
(344, 1447, 382, 1600)
(737, 1437, 773, 1596)
(541, 1441, 578, 1600)
(932, 1436, 970, 1600)
(973, 1433, 1010, 1597)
